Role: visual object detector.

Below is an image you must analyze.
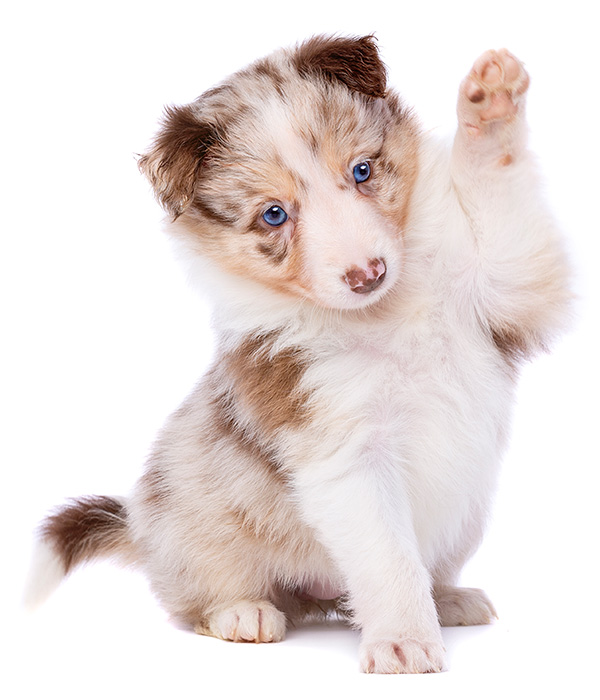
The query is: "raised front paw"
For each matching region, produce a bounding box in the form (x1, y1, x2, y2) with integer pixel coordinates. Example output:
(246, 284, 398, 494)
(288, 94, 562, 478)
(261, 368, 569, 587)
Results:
(434, 586, 498, 627)
(359, 638, 446, 674)
(459, 49, 530, 137)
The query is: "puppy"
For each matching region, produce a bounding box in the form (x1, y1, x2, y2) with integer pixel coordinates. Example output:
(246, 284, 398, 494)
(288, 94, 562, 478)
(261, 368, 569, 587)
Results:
(26, 36, 571, 674)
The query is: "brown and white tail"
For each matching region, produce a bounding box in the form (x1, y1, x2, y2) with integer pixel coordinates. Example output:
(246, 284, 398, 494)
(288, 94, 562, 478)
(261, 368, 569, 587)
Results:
(24, 495, 133, 608)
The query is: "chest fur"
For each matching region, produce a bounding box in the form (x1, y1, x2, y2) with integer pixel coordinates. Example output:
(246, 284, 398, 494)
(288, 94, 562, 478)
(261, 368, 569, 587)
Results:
(298, 319, 513, 554)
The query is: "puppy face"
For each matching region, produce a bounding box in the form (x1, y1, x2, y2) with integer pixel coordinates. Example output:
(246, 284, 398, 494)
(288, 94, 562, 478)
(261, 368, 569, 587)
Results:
(140, 36, 420, 311)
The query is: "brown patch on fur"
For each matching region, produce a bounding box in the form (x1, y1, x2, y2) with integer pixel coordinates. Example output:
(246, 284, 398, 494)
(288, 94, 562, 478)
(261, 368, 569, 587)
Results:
(41, 496, 129, 573)
(372, 94, 421, 232)
(491, 324, 536, 363)
(499, 153, 513, 166)
(225, 490, 290, 541)
(193, 194, 239, 226)
(257, 240, 289, 264)
(139, 463, 172, 509)
(184, 155, 308, 294)
(293, 35, 387, 99)
(222, 332, 312, 437)
(211, 382, 284, 474)
(252, 59, 287, 98)
(138, 104, 219, 219)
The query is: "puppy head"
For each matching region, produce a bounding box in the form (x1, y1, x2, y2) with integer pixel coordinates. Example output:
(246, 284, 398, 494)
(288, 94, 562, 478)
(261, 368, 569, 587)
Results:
(139, 36, 420, 311)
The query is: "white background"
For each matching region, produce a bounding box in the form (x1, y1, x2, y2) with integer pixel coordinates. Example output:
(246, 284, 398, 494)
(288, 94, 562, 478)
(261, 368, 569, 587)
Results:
(2, 1, 598, 698)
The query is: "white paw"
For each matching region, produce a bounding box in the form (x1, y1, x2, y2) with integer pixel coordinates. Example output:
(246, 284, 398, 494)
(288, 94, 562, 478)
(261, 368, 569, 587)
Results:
(198, 600, 286, 643)
(434, 586, 498, 627)
(359, 638, 446, 674)
(459, 49, 529, 136)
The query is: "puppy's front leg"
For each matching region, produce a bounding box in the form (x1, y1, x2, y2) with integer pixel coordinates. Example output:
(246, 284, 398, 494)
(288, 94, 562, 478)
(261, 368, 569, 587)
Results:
(292, 458, 445, 674)
(450, 50, 570, 354)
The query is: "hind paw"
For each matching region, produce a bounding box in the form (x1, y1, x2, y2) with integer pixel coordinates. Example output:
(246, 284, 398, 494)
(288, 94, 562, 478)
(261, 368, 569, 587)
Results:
(434, 586, 498, 627)
(196, 600, 286, 643)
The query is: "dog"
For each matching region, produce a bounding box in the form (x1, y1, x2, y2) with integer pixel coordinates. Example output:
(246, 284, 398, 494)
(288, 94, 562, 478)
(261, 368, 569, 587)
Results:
(25, 35, 571, 674)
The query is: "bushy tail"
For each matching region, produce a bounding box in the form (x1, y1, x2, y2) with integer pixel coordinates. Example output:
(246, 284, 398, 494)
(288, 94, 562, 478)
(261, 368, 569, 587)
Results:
(24, 495, 133, 609)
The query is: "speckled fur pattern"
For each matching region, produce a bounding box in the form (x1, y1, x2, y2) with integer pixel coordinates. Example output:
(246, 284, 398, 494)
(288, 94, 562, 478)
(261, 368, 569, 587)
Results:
(26, 37, 571, 674)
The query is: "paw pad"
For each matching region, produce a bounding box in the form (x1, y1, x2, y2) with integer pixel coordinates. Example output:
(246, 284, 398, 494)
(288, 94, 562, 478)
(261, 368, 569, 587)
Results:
(461, 49, 529, 129)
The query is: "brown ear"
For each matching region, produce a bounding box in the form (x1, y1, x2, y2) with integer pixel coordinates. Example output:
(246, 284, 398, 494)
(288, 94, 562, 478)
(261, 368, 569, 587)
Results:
(138, 104, 216, 219)
(293, 35, 387, 99)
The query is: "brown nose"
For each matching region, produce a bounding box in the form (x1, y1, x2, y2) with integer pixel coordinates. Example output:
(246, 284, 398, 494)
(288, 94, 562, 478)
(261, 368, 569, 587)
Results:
(343, 258, 387, 294)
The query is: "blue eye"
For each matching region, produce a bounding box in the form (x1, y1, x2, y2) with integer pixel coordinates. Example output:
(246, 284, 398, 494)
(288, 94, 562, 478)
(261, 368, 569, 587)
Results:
(353, 161, 371, 183)
(262, 205, 288, 227)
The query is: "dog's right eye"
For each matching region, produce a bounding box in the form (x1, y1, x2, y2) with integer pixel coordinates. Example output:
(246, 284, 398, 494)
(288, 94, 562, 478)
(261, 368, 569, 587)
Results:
(262, 205, 288, 227)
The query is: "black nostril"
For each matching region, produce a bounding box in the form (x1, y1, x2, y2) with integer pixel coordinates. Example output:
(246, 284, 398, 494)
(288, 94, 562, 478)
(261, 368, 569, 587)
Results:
(344, 259, 386, 294)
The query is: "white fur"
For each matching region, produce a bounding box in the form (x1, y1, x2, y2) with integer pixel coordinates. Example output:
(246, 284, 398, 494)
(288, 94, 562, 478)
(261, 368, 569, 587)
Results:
(23, 540, 65, 610)
(166, 123, 567, 668)
(29, 42, 571, 675)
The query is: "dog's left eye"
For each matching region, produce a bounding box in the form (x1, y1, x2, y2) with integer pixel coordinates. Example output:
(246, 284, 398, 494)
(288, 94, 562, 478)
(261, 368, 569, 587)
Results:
(262, 205, 288, 227)
(353, 162, 371, 184)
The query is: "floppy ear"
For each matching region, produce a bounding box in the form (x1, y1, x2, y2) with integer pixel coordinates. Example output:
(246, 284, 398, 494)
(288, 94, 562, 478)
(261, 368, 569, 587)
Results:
(138, 104, 216, 219)
(293, 35, 387, 99)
